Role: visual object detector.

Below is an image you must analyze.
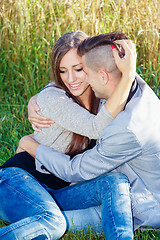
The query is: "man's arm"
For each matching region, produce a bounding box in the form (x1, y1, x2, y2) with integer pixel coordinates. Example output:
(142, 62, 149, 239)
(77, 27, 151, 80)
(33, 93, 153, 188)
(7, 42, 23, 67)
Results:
(18, 120, 142, 182)
(35, 123, 142, 182)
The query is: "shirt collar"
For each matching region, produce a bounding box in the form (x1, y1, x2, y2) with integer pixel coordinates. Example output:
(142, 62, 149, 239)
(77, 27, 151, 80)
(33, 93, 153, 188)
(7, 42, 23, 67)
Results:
(126, 77, 139, 104)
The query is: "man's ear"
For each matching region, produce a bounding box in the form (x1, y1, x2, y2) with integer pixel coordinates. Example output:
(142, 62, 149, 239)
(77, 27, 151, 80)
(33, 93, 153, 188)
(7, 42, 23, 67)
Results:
(98, 68, 109, 85)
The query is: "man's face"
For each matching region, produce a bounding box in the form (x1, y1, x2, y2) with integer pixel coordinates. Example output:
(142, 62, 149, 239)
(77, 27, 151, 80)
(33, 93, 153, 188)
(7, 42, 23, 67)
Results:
(82, 56, 105, 98)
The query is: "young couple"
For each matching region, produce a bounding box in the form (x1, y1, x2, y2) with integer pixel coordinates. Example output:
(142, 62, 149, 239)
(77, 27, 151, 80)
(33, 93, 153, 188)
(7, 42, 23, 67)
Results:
(0, 30, 159, 239)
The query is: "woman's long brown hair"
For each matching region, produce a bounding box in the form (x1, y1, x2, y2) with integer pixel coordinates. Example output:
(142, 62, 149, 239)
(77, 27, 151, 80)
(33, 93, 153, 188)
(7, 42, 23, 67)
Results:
(50, 31, 100, 157)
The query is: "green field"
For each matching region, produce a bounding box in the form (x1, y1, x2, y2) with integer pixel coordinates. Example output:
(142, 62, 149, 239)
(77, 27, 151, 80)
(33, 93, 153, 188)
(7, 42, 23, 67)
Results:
(0, 0, 160, 238)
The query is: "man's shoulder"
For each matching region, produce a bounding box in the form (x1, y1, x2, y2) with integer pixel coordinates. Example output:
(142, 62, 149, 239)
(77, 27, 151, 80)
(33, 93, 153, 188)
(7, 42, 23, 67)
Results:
(135, 75, 159, 104)
(100, 76, 160, 145)
(124, 75, 160, 120)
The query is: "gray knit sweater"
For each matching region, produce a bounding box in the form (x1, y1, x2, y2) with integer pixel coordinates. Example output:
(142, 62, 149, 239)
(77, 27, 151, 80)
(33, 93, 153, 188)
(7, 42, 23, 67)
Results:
(34, 84, 113, 153)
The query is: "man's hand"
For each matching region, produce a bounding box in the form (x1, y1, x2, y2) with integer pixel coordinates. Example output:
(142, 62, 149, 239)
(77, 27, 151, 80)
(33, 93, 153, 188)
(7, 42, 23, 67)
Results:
(112, 39, 137, 80)
(16, 134, 39, 158)
(28, 94, 54, 132)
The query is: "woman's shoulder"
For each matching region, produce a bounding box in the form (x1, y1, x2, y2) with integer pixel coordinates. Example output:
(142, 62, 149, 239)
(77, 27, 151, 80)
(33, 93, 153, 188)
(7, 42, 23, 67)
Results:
(38, 83, 68, 100)
(42, 82, 66, 94)
(37, 82, 74, 108)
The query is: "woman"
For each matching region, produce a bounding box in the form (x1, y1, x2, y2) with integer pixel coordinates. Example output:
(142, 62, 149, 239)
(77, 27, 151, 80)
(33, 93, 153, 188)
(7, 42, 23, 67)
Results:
(0, 31, 135, 239)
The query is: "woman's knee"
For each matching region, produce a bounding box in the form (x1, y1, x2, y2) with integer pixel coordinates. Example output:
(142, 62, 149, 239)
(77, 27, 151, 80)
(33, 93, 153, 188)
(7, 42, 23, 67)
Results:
(42, 210, 67, 238)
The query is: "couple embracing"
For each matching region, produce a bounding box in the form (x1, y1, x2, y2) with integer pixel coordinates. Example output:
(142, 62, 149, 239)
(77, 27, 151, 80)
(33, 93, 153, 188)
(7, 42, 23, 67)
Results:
(0, 30, 160, 239)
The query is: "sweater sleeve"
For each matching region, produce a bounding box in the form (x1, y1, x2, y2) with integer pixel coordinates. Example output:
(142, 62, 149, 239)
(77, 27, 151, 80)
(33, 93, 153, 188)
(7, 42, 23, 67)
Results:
(37, 87, 113, 139)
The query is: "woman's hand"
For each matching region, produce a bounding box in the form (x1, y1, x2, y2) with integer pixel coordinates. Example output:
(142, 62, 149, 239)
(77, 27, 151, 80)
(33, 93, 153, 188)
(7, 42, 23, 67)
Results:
(105, 39, 137, 118)
(16, 134, 39, 158)
(28, 94, 54, 132)
(112, 39, 137, 80)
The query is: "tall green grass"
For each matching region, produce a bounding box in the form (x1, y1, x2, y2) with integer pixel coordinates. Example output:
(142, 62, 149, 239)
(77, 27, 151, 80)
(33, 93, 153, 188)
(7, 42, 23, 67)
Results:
(0, 0, 159, 102)
(0, 0, 160, 239)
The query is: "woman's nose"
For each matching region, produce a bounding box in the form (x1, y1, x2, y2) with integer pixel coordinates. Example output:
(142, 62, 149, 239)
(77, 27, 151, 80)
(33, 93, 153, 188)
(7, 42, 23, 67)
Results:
(68, 71, 76, 83)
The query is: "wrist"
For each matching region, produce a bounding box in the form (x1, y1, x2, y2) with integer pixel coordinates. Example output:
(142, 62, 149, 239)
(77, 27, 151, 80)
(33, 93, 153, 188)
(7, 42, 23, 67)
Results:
(19, 136, 39, 158)
(121, 72, 135, 85)
(122, 71, 135, 77)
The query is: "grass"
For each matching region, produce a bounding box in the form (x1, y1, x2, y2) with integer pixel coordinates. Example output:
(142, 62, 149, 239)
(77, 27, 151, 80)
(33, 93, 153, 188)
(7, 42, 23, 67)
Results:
(0, 218, 160, 240)
(0, 219, 160, 240)
(0, 0, 160, 239)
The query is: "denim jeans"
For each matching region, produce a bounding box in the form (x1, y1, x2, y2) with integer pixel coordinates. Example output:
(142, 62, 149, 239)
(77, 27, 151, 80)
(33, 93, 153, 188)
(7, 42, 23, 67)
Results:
(0, 167, 133, 239)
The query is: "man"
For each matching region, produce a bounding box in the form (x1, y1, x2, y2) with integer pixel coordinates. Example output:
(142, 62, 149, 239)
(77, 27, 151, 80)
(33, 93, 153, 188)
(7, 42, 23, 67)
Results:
(19, 32, 160, 230)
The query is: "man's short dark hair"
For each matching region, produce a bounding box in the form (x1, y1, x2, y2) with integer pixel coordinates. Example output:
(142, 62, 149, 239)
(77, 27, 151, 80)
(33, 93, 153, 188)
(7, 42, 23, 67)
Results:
(77, 31, 129, 57)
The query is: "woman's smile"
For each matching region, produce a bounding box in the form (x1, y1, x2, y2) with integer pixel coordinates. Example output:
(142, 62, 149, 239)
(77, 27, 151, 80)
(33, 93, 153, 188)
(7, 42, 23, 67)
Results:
(69, 83, 82, 90)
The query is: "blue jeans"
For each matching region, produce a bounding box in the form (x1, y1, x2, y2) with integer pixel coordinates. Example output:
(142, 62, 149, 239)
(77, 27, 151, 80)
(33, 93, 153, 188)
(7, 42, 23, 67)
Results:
(0, 167, 133, 239)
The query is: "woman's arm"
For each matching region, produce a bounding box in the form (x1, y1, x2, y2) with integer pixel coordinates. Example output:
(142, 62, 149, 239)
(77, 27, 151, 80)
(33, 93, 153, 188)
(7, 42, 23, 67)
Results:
(104, 40, 136, 118)
(28, 94, 54, 131)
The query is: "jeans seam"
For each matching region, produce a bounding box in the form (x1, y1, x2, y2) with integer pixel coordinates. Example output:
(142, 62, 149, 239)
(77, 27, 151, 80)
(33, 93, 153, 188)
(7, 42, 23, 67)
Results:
(0, 212, 50, 238)
(106, 180, 119, 240)
(3, 181, 47, 214)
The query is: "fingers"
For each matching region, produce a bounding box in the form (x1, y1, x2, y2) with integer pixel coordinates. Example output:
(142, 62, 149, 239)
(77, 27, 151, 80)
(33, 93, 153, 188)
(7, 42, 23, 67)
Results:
(29, 114, 55, 132)
(112, 39, 137, 62)
(29, 117, 55, 125)
(112, 39, 137, 78)
(32, 99, 40, 112)
(28, 94, 54, 132)
(112, 44, 121, 63)
(29, 114, 54, 123)
(32, 122, 54, 132)
(32, 124, 41, 132)
(114, 40, 137, 58)
(31, 120, 54, 132)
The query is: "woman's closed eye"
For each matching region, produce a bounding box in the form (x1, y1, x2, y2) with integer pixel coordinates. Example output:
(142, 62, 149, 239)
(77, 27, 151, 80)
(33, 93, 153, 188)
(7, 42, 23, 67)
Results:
(59, 69, 66, 74)
(76, 67, 83, 72)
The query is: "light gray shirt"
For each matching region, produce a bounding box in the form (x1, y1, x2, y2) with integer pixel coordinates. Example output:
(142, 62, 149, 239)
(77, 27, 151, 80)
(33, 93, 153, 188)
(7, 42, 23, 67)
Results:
(36, 76, 160, 229)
